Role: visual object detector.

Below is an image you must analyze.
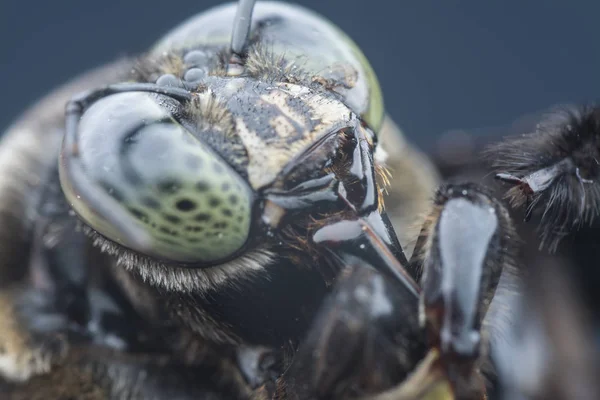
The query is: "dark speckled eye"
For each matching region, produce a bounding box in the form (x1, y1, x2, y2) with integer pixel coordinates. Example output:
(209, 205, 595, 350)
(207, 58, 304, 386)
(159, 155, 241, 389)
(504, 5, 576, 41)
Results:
(59, 92, 253, 264)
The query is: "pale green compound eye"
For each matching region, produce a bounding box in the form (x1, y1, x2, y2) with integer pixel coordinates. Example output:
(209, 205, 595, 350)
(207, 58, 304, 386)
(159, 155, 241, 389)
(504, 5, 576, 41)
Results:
(59, 92, 253, 264)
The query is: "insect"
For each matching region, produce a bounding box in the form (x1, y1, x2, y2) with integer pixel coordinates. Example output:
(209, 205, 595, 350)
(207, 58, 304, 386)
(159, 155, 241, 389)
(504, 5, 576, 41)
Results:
(0, 0, 598, 399)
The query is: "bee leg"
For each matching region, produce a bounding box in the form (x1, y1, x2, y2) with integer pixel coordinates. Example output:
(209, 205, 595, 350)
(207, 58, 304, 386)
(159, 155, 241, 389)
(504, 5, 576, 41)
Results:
(0, 244, 123, 385)
(415, 183, 517, 398)
(275, 263, 425, 400)
(0, 168, 137, 383)
(0, 204, 85, 381)
(0, 218, 83, 383)
(0, 286, 71, 383)
(0, 257, 148, 385)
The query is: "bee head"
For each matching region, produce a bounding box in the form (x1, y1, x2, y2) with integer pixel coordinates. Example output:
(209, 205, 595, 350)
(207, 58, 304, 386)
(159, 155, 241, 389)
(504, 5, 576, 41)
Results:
(57, 0, 393, 293)
(58, 68, 373, 272)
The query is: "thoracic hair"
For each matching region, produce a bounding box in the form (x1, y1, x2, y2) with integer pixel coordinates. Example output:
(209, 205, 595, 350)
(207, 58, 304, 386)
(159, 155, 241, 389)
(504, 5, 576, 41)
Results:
(487, 104, 600, 249)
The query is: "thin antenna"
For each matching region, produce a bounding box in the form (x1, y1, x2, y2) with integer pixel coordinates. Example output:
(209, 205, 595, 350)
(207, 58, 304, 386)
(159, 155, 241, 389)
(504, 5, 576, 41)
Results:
(230, 0, 257, 57)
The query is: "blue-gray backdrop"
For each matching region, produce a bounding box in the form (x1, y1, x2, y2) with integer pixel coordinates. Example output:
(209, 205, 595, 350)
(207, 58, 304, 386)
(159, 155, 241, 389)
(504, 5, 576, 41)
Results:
(1, 1, 598, 151)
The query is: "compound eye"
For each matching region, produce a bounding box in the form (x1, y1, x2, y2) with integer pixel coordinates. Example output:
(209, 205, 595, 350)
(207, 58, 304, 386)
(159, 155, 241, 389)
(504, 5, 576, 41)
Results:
(59, 92, 253, 264)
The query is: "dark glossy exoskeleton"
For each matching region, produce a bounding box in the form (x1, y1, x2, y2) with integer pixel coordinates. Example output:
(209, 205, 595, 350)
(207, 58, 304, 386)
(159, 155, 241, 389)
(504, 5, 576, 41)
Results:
(2, 1, 591, 400)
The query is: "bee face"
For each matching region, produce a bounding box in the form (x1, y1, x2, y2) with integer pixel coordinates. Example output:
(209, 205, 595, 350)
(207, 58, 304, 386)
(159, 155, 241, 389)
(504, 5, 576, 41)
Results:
(60, 78, 365, 266)
(58, 2, 379, 269)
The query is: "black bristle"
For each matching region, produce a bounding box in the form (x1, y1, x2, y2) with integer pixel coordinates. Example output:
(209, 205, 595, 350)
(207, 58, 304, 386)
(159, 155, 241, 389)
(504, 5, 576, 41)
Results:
(486, 104, 600, 250)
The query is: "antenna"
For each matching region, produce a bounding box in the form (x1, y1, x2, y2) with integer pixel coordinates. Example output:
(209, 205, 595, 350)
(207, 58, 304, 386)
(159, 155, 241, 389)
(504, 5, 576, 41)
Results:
(229, 0, 257, 68)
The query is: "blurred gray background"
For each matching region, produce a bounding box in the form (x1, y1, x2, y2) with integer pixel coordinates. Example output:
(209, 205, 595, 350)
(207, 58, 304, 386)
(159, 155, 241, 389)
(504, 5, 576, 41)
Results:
(1, 0, 598, 152)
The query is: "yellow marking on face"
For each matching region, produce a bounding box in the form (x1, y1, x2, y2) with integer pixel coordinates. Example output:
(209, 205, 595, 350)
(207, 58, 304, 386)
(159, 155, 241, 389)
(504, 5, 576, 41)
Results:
(234, 118, 274, 189)
(260, 90, 306, 128)
(234, 83, 353, 189)
(269, 115, 297, 139)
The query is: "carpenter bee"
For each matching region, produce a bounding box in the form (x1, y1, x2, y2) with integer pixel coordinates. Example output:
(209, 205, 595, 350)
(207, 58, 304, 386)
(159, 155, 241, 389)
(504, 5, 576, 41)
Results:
(0, 1, 456, 398)
(0, 1, 595, 400)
